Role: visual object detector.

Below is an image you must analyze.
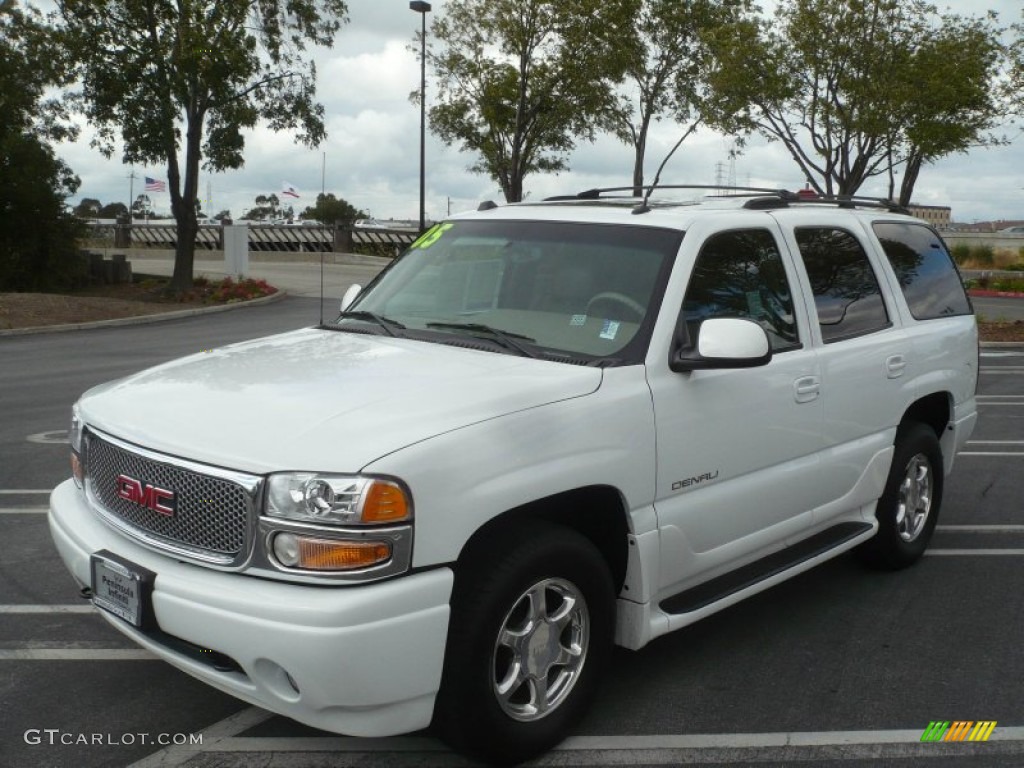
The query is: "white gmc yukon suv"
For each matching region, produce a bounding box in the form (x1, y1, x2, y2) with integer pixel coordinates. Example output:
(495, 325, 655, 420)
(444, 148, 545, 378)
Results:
(50, 188, 978, 764)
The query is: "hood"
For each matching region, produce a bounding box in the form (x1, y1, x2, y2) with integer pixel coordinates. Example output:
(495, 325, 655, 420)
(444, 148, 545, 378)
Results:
(79, 328, 602, 473)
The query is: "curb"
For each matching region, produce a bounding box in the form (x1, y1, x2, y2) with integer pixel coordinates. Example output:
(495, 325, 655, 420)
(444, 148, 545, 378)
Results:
(0, 289, 287, 338)
(969, 289, 1024, 299)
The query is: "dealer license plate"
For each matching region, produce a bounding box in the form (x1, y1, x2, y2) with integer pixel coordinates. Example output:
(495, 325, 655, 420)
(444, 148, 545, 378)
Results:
(90, 551, 155, 628)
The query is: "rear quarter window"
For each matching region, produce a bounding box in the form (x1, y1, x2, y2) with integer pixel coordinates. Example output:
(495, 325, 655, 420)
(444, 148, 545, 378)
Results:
(871, 222, 971, 320)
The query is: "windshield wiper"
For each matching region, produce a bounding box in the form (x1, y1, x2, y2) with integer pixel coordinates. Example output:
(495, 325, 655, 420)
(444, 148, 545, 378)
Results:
(335, 310, 407, 337)
(425, 322, 540, 358)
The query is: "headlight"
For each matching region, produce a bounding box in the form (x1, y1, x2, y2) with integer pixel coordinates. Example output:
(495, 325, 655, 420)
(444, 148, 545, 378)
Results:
(69, 403, 84, 453)
(265, 474, 412, 525)
(70, 403, 85, 488)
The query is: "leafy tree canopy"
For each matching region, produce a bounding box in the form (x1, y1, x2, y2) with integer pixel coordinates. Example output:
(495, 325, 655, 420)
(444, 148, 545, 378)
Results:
(51, 0, 349, 291)
(425, 0, 634, 203)
(300, 193, 366, 226)
(607, 0, 756, 195)
(712, 0, 1004, 203)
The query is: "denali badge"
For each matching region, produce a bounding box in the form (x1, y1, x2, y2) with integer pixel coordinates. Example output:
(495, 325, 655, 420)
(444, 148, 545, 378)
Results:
(115, 474, 177, 516)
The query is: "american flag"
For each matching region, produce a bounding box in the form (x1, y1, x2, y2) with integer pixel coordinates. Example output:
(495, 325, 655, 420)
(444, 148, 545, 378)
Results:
(282, 182, 300, 199)
(144, 176, 166, 192)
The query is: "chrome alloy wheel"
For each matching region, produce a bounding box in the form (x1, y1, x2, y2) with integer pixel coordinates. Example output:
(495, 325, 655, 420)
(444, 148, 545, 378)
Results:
(491, 577, 589, 722)
(896, 453, 933, 542)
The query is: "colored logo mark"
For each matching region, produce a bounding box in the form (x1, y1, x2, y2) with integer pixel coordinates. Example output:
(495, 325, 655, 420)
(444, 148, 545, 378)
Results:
(920, 721, 997, 742)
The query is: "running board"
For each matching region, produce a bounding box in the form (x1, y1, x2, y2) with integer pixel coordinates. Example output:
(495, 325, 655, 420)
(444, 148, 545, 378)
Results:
(659, 522, 873, 615)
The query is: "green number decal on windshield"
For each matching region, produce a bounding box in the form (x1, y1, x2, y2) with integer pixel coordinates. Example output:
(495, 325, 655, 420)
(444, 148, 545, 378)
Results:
(411, 222, 454, 250)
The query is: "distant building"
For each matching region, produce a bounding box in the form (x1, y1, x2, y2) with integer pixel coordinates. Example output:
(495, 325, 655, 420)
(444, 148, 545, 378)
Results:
(907, 203, 951, 229)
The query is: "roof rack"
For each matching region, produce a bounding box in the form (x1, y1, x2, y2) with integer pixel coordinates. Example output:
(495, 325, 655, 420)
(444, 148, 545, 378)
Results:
(542, 185, 798, 202)
(542, 186, 910, 215)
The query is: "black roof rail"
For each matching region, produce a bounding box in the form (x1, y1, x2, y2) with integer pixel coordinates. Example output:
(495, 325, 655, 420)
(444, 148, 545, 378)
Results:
(542, 184, 798, 202)
(539, 186, 910, 215)
(775, 193, 910, 214)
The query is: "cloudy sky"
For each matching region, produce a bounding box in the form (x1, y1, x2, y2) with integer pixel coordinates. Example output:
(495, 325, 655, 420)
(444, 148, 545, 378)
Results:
(50, 0, 1024, 225)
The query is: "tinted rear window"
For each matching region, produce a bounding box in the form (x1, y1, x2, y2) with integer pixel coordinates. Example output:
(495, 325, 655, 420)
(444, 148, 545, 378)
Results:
(872, 222, 971, 320)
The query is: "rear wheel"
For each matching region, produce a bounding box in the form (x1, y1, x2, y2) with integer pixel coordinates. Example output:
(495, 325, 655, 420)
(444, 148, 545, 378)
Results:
(433, 522, 614, 765)
(858, 422, 943, 569)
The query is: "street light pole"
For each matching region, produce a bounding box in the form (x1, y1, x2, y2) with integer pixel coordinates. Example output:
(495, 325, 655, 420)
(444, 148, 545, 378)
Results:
(410, 1, 431, 234)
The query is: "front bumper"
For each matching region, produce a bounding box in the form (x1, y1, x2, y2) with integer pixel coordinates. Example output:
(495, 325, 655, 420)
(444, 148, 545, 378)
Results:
(49, 479, 452, 737)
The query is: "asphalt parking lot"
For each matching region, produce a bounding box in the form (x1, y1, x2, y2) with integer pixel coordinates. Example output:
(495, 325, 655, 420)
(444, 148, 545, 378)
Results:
(1, 296, 1022, 768)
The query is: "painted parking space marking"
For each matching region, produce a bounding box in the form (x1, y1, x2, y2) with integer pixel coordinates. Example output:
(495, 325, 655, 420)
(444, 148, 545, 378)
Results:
(0, 648, 156, 660)
(26, 430, 70, 445)
(0, 507, 48, 514)
(0, 489, 51, 494)
(0, 604, 94, 614)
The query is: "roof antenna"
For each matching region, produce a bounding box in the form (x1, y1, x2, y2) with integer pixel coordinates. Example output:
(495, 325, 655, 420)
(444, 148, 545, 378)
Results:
(633, 127, 695, 215)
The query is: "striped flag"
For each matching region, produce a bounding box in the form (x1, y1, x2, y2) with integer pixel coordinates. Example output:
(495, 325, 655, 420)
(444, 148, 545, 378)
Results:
(282, 182, 300, 199)
(144, 177, 166, 192)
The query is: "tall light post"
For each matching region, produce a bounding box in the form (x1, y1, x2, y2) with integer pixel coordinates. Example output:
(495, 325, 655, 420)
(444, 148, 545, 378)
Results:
(410, 1, 431, 233)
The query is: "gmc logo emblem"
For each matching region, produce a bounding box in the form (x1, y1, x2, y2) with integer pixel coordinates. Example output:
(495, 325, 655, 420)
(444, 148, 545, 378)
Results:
(115, 474, 177, 516)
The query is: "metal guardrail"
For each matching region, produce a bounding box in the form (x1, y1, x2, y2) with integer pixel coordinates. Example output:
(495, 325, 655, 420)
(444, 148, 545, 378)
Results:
(84, 222, 420, 253)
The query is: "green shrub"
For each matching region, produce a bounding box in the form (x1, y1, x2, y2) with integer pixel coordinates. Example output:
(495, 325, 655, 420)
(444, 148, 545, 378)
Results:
(950, 243, 971, 265)
(971, 244, 995, 266)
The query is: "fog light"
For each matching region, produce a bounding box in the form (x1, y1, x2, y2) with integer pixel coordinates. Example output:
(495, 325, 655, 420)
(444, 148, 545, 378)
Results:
(272, 532, 301, 567)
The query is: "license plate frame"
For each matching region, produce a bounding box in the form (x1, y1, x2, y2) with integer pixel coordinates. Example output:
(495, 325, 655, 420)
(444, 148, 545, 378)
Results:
(90, 550, 156, 629)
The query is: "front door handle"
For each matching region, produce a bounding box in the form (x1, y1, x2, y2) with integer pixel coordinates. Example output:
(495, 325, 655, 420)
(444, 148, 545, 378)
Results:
(794, 375, 820, 403)
(886, 354, 907, 379)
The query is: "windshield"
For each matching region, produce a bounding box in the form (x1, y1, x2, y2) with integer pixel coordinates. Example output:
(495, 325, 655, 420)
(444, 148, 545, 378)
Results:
(337, 219, 681, 364)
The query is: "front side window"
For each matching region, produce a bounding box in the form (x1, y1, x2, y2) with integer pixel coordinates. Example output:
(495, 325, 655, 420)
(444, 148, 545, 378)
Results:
(872, 222, 971, 320)
(795, 228, 890, 343)
(682, 228, 800, 351)
(338, 220, 681, 364)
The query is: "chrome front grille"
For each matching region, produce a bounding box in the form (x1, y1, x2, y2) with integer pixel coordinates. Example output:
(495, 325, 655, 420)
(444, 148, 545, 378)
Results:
(84, 430, 260, 566)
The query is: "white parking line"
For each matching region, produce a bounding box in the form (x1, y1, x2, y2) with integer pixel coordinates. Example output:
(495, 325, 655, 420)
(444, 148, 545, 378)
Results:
(937, 525, 1024, 532)
(927, 549, 1024, 556)
(0, 649, 155, 660)
(958, 452, 1024, 456)
(0, 489, 51, 494)
(0, 507, 48, 514)
(0, 604, 93, 613)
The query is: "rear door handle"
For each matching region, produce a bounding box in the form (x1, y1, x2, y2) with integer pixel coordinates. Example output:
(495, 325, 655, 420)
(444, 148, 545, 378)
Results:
(794, 376, 820, 403)
(886, 354, 907, 379)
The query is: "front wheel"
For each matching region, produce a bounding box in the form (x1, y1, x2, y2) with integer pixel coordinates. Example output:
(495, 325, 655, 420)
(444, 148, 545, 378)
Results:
(432, 523, 614, 765)
(857, 422, 944, 570)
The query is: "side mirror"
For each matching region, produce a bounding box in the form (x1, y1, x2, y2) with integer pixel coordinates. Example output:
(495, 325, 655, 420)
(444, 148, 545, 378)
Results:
(340, 283, 362, 312)
(671, 317, 772, 372)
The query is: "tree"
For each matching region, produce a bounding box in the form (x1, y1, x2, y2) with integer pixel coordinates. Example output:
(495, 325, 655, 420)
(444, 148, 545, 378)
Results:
(425, 0, 632, 203)
(244, 194, 281, 221)
(53, 0, 350, 293)
(0, 0, 84, 292)
(73, 197, 101, 218)
(712, 0, 1003, 202)
(132, 194, 152, 219)
(606, 0, 755, 195)
(213, 209, 232, 222)
(300, 193, 366, 226)
(98, 202, 128, 218)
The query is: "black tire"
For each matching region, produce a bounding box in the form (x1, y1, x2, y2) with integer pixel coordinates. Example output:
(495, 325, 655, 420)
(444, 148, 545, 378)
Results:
(432, 522, 615, 765)
(857, 422, 944, 570)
